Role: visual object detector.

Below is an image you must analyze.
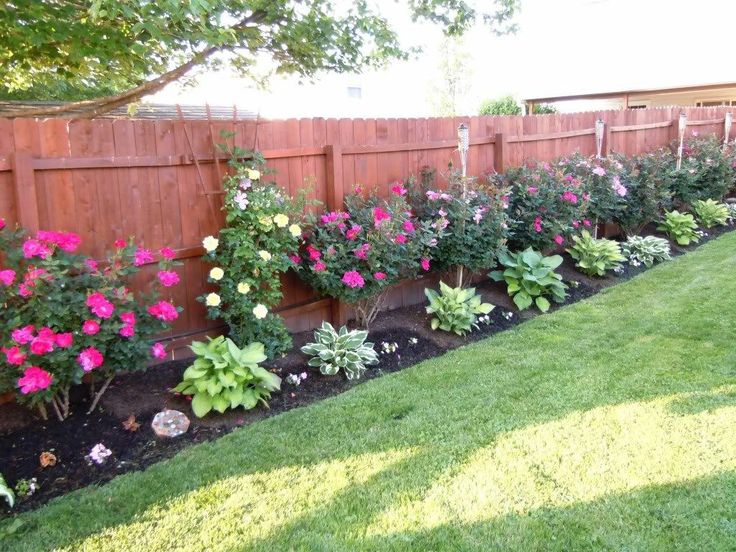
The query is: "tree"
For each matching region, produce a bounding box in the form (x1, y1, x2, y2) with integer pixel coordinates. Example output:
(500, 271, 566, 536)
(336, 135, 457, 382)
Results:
(428, 36, 472, 117)
(479, 95, 558, 115)
(0, 0, 520, 118)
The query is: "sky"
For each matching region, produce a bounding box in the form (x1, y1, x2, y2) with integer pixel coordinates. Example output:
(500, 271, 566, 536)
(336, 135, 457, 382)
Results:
(151, 0, 736, 117)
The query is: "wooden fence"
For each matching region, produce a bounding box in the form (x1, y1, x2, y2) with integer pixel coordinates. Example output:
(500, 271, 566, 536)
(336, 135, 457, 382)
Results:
(0, 106, 731, 357)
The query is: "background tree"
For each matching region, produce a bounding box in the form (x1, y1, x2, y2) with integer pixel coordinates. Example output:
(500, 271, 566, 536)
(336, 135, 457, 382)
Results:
(428, 36, 473, 117)
(0, 0, 519, 117)
(479, 95, 557, 115)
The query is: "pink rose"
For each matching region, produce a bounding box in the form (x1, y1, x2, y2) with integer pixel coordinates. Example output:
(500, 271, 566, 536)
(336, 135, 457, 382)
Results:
(527, 186, 538, 194)
(12, 325, 35, 345)
(573, 221, 580, 229)
(134, 248, 155, 267)
(2, 346, 26, 366)
(372, 207, 392, 228)
(583, 219, 592, 227)
(534, 216, 543, 233)
(157, 270, 180, 287)
(395, 234, 407, 245)
(341, 270, 365, 289)
(402, 220, 415, 233)
(159, 247, 176, 260)
(420, 257, 430, 271)
(82, 320, 101, 335)
(391, 184, 407, 196)
(120, 311, 136, 325)
(345, 225, 362, 240)
(354, 243, 371, 260)
(0, 218, 5, 230)
(119, 325, 135, 338)
(55, 333, 74, 348)
(22, 239, 51, 260)
(148, 300, 179, 322)
(17, 366, 53, 394)
(554, 235, 565, 245)
(30, 328, 55, 355)
(592, 166, 606, 176)
(313, 261, 326, 272)
(306, 244, 321, 261)
(151, 343, 167, 359)
(289, 254, 301, 264)
(87, 292, 114, 319)
(0, 269, 15, 286)
(84, 259, 98, 272)
(78, 347, 104, 372)
(18, 283, 32, 297)
(114, 239, 126, 249)
(374, 272, 386, 280)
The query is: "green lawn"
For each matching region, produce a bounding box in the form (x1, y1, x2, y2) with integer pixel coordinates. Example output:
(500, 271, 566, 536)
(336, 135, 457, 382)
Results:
(3, 234, 736, 551)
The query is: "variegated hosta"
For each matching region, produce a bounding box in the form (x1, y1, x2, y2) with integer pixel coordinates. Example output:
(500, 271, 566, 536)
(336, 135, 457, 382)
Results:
(300, 322, 379, 380)
(0, 473, 14, 508)
(621, 235, 672, 268)
(174, 336, 281, 417)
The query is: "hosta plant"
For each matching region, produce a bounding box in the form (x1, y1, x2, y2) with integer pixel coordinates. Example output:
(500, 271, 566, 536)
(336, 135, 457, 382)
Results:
(621, 235, 672, 268)
(566, 230, 626, 277)
(173, 337, 281, 417)
(300, 322, 378, 380)
(424, 281, 494, 335)
(490, 248, 567, 312)
(0, 473, 14, 508)
(692, 199, 729, 228)
(657, 210, 699, 245)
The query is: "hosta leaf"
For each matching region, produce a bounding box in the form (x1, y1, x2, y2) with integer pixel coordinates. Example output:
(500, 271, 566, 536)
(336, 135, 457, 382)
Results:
(535, 296, 551, 312)
(191, 394, 213, 418)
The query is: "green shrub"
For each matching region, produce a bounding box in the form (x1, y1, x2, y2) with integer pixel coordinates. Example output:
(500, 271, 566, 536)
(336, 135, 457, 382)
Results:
(173, 337, 281, 417)
(670, 135, 734, 206)
(657, 210, 699, 245)
(621, 235, 672, 267)
(0, 473, 14, 508)
(566, 230, 626, 277)
(300, 322, 378, 380)
(479, 95, 521, 115)
(490, 248, 567, 312)
(693, 199, 729, 228)
(424, 281, 494, 335)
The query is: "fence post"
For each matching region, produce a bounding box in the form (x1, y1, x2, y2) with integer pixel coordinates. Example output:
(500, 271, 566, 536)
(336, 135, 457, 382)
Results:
(603, 123, 612, 157)
(325, 144, 348, 326)
(493, 132, 507, 173)
(10, 151, 40, 233)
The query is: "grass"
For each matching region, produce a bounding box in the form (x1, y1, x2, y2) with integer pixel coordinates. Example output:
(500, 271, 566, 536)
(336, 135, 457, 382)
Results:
(3, 233, 736, 551)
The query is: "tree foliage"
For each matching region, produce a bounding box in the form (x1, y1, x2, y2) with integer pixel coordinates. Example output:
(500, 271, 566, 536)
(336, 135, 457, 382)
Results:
(479, 95, 557, 115)
(0, 0, 520, 116)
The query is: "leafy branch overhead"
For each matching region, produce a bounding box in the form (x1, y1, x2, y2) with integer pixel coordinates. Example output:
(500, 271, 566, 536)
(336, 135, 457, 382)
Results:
(0, 0, 520, 116)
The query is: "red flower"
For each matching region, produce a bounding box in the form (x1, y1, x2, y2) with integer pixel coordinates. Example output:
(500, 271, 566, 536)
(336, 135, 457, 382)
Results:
(17, 366, 53, 394)
(114, 239, 127, 249)
(372, 207, 391, 228)
(148, 300, 179, 322)
(306, 244, 322, 261)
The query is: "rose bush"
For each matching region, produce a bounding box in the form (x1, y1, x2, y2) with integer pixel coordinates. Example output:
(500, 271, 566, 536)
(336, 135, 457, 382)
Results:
(199, 143, 305, 359)
(670, 133, 734, 207)
(0, 221, 181, 420)
(297, 186, 441, 327)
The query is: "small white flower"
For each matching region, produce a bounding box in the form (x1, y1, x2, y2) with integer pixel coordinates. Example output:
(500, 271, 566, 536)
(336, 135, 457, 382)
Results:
(87, 444, 112, 465)
(408, 337, 418, 345)
(205, 292, 221, 307)
(253, 304, 268, 319)
(209, 267, 224, 281)
(258, 250, 272, 262)
(202, 235, 219, 253)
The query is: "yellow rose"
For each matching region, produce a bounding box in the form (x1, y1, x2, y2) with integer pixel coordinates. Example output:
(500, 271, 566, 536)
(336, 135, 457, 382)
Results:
(252, 304, 268, 319)
(258, 250, 272, 261)
(247, 169, 261, 180)
(288, 224, 302, 237)
(202, 235, 219, 253)
(258, 215, 273, 229)
(209, 267, 224, 281)
(237, 282, 251, 294)
(273, 213, 289, 228)
(205, 292, 221, 307)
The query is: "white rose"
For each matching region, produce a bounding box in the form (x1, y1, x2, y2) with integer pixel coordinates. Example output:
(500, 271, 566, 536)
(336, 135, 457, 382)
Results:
(252, 304, 268, 319)
(202, 235, 219, 252)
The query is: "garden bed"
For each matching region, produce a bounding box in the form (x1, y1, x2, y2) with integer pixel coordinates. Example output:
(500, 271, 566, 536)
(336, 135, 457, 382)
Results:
(1, 224, 732, 515)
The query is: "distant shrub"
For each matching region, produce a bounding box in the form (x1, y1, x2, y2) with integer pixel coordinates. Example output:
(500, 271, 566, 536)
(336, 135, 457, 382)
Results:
(670, 134, 734, 206)
(479, 95, 520, 116)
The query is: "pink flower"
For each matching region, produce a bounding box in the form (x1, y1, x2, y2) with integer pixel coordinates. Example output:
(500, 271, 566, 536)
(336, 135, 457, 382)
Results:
(160, 247, 176, 260)
(78, 347, 104, 372)
(120, 311, 136, 325)
(583, 219, 592, 227)
(18, 366, 53, 394)
(573, 221, 580, 229)
(148, 300, 179, 322)
(56, 232, 81, 252)
(30, 333, 55, 355)
(527, 186, 538, 194)
(426, 191, 441, 201)
(12, 325, 35, 345)
(18, 283, 32, 297)
(373, 207, 392, 227)
(354, 243, 371, 260)
(561, 190, 578, 204)
(554, 235, 565, 245)
(85, 259, 98, 272)
(391, 184, 407, 196)
(0, 269, 15, 286)
(82, 320, 101, 335)
(420, 257, 430, 271)
(582, 193, 591, 202)
(114, 239, 126, 249)
(119, 325, 135, 338)
(55, 333, 73, 348)
(374, 272, 386, 280)
(345, 225, 362, 240)
(341, 271, 365, 288)
(534, 216, 543, 233)
(611, 176, 627, 197)
(592, 166, 606, 176)
(0, 218, 4, 230)
(320, 211, 345, 224)
(87, 292, 114, 319)
(289, 254, 301, 264)
(395, 233, 407, 244)
(151, 343, 167, 359)
(402, 220, 415, 233)
(157, 270, 180, 287)
(134, 248, 155, 266)
(313, 261, 326, 271)
(306, 244, 321, 261)
(3, 346, 26, 366)
(22, 239, 51, 260)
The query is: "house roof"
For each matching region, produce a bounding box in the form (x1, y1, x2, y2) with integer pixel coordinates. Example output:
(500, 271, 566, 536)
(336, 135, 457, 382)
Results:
(523, 81, 736, 104)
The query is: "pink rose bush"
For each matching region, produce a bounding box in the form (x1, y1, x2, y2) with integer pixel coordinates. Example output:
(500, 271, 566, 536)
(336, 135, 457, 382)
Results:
(200, 145, 305, 359)
(297, 188, 441, 327)
(0, 224, 181, 420)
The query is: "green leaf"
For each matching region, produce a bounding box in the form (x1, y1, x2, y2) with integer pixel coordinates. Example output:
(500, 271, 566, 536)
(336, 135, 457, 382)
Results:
(191, 394, 213, 418)
(535, 296, 551, 312)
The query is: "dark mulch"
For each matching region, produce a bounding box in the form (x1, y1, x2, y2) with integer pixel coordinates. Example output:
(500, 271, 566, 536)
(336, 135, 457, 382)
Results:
(1, 224, 734, 515)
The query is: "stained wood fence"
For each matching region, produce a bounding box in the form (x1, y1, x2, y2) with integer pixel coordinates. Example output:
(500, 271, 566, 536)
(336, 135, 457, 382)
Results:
(0, 106, 731, 357)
